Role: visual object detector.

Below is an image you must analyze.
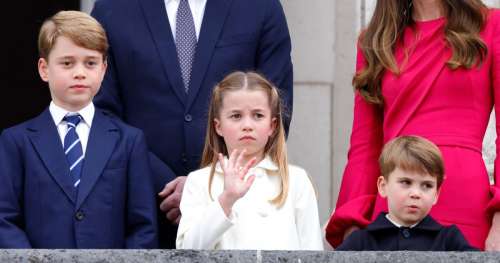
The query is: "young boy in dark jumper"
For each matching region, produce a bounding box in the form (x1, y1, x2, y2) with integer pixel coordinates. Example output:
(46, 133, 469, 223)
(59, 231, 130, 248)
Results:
(337, 135, 477, 251)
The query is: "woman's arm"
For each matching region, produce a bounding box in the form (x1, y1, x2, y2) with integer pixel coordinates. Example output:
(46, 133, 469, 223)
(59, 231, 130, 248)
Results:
(486, 10, 500, 252)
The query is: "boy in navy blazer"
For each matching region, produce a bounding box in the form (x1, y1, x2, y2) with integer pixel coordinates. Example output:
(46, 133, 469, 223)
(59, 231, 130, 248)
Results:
(336, 136, 477, 251)
(0, 11, 157, 248)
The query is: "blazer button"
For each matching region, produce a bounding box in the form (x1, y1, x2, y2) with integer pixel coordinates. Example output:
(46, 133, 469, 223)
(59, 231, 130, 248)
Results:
(401, 228, 411, 239)
(184, 114, 192, 122)
(75, 211, 85, 221)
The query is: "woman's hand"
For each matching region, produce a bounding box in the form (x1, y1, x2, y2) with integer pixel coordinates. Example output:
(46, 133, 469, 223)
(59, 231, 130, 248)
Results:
(218, 149, 256, 217)
(485, 212, 500, 251)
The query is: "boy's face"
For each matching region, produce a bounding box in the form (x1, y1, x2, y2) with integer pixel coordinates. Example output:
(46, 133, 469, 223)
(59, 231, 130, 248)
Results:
(38, 36, 107, 112)
(377, 167, 440, 227)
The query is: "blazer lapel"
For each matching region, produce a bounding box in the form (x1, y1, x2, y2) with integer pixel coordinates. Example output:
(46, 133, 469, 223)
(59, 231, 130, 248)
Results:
(185, 0, 233, 110)
(27, 108, 77, 204)
(139, 0, 187, 105)
(76, 110, 119, 209)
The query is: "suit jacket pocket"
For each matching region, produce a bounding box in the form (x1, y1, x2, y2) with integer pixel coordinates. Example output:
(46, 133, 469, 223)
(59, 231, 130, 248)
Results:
(216, 32, 258, 47)
(104, 158, 126, 170)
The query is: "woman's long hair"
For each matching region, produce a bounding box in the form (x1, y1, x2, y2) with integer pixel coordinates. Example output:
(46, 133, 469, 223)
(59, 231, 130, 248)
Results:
(354, 0, 488, 105)
(201, 71, 289, 208)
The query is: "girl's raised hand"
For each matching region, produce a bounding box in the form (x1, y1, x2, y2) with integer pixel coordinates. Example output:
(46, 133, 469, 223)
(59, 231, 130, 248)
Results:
(218, 149, 256, 216)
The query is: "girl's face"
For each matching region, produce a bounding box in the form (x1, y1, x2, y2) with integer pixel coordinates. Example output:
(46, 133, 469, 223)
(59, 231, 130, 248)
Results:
(214, 89, 276, 162)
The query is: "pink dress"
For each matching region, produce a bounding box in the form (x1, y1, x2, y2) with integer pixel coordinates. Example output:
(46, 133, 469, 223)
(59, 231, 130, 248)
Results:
(326, 10, 500, 250)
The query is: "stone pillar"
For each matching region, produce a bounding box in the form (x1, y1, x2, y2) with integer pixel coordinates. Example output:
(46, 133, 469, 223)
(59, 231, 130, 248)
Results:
(281, 0, 336, 224)
(330, 0, 361, 219)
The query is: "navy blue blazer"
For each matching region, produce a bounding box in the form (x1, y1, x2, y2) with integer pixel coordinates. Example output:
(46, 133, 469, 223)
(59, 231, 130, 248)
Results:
(336, 213, 478, 251)
(91, 0, 293, 186)
(0, 108, 158, 248)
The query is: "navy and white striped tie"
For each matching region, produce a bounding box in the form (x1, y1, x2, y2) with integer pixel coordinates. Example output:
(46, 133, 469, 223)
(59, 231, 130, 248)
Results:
(63, 115, 84, 188)
(175, 0, 197, 93)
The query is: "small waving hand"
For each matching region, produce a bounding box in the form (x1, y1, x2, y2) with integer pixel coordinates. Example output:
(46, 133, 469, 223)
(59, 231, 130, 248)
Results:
(218, 149, 256, 216)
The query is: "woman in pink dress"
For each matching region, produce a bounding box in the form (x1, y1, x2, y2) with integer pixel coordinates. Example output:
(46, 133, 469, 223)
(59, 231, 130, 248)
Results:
(326, 0, 500, 250)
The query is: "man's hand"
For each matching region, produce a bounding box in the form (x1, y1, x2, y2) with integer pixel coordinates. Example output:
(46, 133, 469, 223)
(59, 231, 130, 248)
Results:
(158, 176, 187, 225)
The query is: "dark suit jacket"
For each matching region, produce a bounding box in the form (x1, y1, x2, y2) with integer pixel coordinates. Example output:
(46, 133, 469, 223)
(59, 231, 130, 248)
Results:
(0, 108, 157, 248)
(336, 213, 478, 251)
(91, 0, 293, 247)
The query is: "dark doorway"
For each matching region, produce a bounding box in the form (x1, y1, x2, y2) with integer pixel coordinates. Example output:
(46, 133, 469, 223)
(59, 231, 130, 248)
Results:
(3, 0, 80, 132)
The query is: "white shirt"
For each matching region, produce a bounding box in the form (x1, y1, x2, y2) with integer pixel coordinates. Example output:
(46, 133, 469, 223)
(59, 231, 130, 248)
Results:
(177, 156, 324, 250)
(49, 101, 94, 155)
(385, 214, 420, 229)
(165, 0, 207, 40)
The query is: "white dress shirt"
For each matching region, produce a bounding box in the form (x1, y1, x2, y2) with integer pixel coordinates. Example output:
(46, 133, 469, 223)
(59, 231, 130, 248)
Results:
(165, 0, 207, 40)
(385, 214, 420, 229)
(49, 101, 95, 155)
(177, 156, 324, 250)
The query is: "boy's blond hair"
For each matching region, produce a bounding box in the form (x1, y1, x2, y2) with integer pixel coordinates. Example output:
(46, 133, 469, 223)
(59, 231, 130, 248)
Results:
(379, 135, 445, 188)
(38, 10, 108, 60)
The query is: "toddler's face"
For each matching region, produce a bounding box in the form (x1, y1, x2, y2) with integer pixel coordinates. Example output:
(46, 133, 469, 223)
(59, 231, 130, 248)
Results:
(38, 36, 107, 112)
(377, 168, 439, 226)
(214, 89, 276, 162)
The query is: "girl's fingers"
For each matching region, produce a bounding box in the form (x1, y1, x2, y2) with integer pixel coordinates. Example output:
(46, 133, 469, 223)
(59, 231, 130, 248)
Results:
(235, 149, 246, 173)
(229, 149, 238, 168)
(218, 153, 226, 173)
(244, 175, 256, 191)
(240, 157, 256, 179)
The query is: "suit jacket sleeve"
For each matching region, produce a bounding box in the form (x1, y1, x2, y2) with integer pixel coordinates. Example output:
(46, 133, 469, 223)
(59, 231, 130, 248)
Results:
(335, 230, 363, 251)
(256, 0, 293, 134)
(125, 130, 159, 248)
(489, 10, 500, 215)
(0, 130, 32, 248)
(325, 46, 384, 248)
(446, 225, 479, 251)
(91, 1, 176, 190)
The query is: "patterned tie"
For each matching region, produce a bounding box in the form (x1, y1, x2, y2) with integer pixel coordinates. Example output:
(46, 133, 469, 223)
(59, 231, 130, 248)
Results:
(175, 0, 197, 93)
(63, 114, 84, 188)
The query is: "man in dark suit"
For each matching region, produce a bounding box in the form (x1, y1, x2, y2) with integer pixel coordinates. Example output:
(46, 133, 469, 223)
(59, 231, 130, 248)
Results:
(0, 10, 157, 248)
(91, 0, 293, 248)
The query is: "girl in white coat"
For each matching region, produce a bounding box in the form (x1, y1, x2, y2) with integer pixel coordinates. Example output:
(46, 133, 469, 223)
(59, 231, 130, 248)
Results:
(176, 71, 323, 250)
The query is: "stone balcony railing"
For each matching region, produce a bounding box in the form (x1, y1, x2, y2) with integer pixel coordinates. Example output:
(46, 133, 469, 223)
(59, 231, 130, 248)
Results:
(1, 250, 499, 263)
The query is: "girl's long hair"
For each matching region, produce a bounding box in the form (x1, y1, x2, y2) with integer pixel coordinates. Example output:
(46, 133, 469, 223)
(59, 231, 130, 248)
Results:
(354, 0, 488, 105)
(201, 71, 289, 207)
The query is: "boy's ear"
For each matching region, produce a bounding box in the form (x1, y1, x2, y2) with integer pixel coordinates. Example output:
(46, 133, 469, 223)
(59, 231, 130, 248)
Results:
(377, 176, 388, 198)
(98, 59, 108, 81)
(433, 187, 441, 205)
(214, 118, 222, 136)
(38, 58, 49, 82)
(102, 59, 108, 73)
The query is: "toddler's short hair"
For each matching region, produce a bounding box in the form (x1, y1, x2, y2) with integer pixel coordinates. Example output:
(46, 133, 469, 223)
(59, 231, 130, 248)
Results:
(379, 135, 444, 188)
